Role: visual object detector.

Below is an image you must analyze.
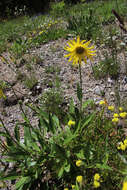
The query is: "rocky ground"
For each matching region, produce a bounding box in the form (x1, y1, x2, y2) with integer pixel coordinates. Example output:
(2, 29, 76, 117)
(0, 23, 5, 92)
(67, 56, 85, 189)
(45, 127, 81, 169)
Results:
(0, 33, 127, 189)
(1, 36, 127, 129)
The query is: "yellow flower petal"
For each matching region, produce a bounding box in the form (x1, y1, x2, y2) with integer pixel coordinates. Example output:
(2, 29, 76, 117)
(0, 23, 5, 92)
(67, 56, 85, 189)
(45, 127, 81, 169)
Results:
(64, 36, 96, 65)
(76, 176, 83, 184)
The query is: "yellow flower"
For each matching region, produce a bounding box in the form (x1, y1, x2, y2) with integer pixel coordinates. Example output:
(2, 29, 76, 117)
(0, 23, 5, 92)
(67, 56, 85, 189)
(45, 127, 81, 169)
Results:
(119, 112, 127, 118)
(39, 31, 43, 35)
(64, 36, 96, 65)
(68, 120, 75, 127)
(108, 105, 114, 111)
(113, 113, 119, 118)
(76, 175, 83, 184)
(117, 142, 126, 151)
(71, 185, 75, 189)
(122, 181, 127, 190)
(94, 173, 100, 181)
(119, 107, 123, 112)
(99, 100, 106, 105)
(94, 180, 100, 188)
(64, 188, 69, 190)
(76, 160, 82, 167)
(0, 89, 6, 99)
(112, 118, 119, 123)
(124, 139, 127, 146)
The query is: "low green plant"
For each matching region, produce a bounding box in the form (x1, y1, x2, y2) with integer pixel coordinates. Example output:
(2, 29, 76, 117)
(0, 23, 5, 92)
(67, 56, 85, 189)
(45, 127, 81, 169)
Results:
(93, 56, 119, 79)
(9, 37, 31, 58)
(23, 74, 38, 90)
(67, 8, 101, 41)
(41, 87, 65, 120)
(50, 1, 65, 17)
(0, 95, 126, 190)
(33, 28, 68, 45)
(45, 65, 61, 74)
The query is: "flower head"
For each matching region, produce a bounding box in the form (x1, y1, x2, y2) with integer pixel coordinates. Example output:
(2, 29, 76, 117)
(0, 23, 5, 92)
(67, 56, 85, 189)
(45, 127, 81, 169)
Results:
(119, 112, 127, 118)
(76, 160, 82, 167)
(39, 31, 43, 35)
(112, 118, 119, 123)
(64, 188, 69, 190)
(117, 142, 126, 151)
(64, 36, 96, 65)
(99, 100, 106, 105)
(68, 120, 75, 127)
(122, 181, 127, 190)
(119, 107, 123, 112)
(71, 185, 75, 189)
(76, 175, 83, 184)
(93, 173, 101, 188)
(94, 173, 100, 181)
(124, 139, 127, 146)
(94, 180, 100, 188)
(108, 106, 114, 111)
(113, 113, 119, 118)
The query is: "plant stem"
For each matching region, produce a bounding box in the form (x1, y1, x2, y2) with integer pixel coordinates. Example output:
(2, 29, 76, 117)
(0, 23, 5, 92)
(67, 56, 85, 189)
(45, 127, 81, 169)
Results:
(79, 63, 82, 112)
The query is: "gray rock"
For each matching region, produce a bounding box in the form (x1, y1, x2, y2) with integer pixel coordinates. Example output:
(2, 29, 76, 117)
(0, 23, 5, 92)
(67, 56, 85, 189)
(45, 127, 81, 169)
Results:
(112, 36, 117, 41)
(94, 86, 104, 96)
(124, 84, 127, 91)
(108, 77, 113, 84)
(110, 91, 115, 96)
(28, 91, 32, 96)
(24, 99, 29, 104)
(120, 42, 126, 47)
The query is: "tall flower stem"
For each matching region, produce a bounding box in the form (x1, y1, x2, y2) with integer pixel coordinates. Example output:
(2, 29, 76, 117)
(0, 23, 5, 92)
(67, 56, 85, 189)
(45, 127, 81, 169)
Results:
(78, 62, 83, 112)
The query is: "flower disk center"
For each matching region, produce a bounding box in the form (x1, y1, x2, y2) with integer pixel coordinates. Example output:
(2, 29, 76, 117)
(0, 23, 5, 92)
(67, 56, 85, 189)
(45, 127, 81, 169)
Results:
(76, 46, 85, 54)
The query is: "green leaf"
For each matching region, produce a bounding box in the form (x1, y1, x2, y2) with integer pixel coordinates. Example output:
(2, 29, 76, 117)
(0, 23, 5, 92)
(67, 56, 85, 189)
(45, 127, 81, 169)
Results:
(0, 131, 9, 138)
(82, 113, 95, 128)
(82, 99, 94, 109)
(58, 165, 64, 178)
(64, 163, 70, 173)
(15, 176, 31, 190)
(0, 173, 20, 181)
(14, 123, 20, 142)
(49, 113, 56, 133)
(52, 115, 60, 130)
(76, 149, 85, 159)
(69, 98, 75, 114)
(95, 163, 112, 171)
(77, 83, 82, 102)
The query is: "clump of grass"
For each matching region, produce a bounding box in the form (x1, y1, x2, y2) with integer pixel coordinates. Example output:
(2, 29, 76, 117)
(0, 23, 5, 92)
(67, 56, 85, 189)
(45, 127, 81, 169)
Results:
(23, 74, 38, 90)
(93, 56, 119, 79)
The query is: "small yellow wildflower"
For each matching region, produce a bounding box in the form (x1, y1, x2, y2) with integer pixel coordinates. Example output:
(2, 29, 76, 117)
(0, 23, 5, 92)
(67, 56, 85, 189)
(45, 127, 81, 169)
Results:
(119, 112, 127, 118)
(124, 139, 127, 146)
(94, 180, 100, 188)
(68, 120, 75, 127)
(99, 100, 106, 105)
(108, 105, 114, 111)
(76, 175, 83, 184)
(64, 188, 69, 190)
(122, 181, 127, 190)
(0, 89, 6, 99)
(113, 113, 119, 118)
(76, 160, 82, 167)
(71, 185, 75, 189)
(112, 118, 119, 123)
(39, 31, 43, 35)
(119, 107, 123, 112)
(94, 173, 100, 181)
(117, 142, 126, 151)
